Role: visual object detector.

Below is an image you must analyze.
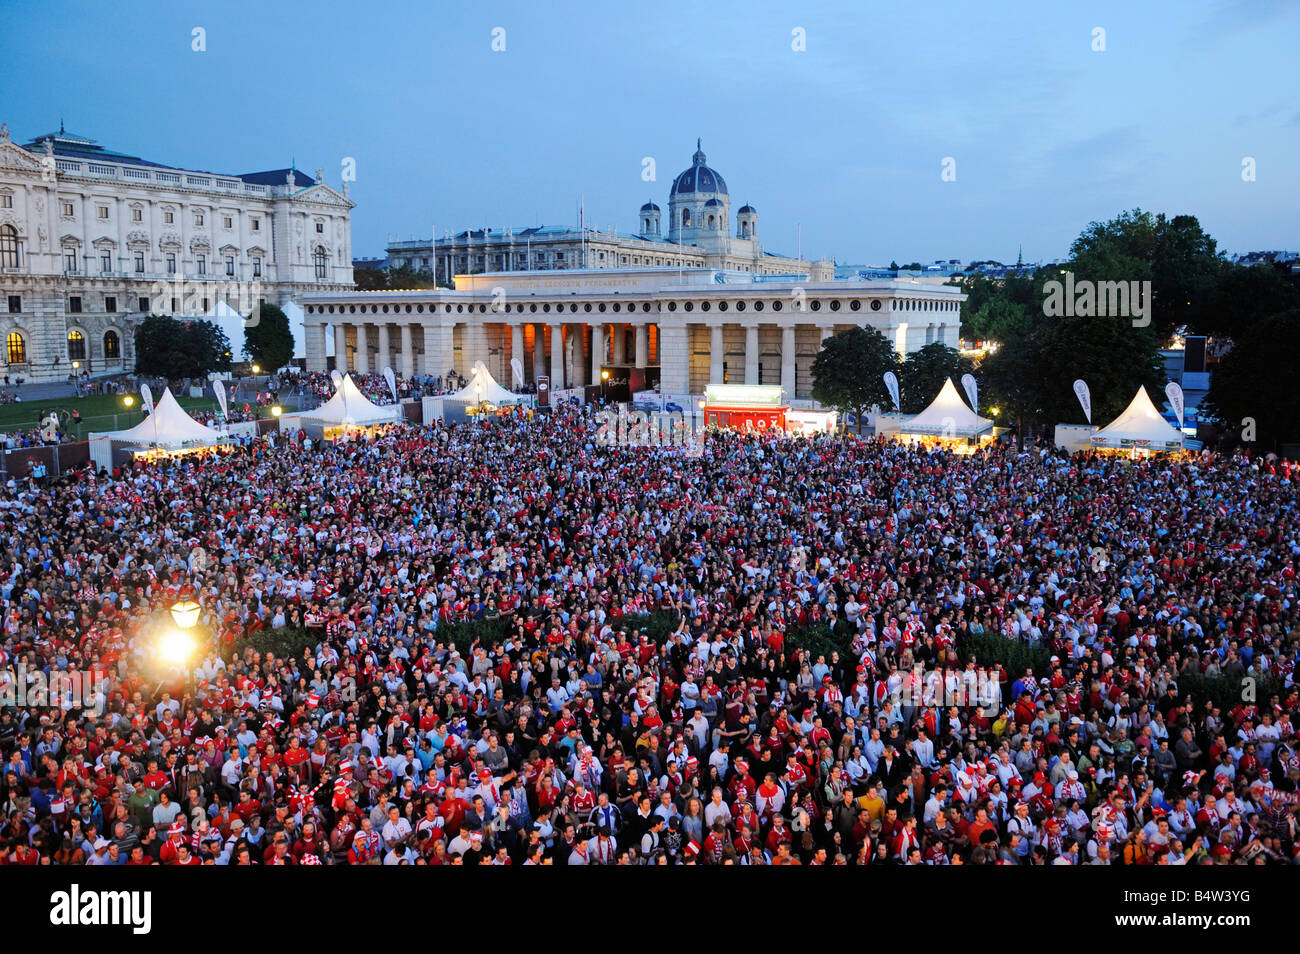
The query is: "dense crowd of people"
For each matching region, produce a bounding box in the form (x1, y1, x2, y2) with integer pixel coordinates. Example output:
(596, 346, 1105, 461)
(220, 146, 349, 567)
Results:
(0, 406, 1296, 865)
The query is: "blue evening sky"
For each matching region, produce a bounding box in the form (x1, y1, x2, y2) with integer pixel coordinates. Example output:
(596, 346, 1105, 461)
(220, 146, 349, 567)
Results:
(2, 0, 1296, 265)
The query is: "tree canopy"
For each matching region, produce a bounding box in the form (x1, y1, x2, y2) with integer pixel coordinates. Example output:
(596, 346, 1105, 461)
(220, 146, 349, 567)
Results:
(1203, 309, 1300, 450)
(810, 326, 897, 426)
(243, 301, 295, 373)
(899, 343, 974, 414)
(134, 314, 233, 379)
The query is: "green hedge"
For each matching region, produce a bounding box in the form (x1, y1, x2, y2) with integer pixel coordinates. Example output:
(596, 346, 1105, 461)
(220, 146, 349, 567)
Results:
(234, 626, 318, 662)
(786, 620, 856, 660)
(955, 632, 1053, 679)
(1175, 670, 1284, 715)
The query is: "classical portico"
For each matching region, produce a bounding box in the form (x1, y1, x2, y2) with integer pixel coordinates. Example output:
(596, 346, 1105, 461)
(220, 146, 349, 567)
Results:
(302, 267, 964, 400)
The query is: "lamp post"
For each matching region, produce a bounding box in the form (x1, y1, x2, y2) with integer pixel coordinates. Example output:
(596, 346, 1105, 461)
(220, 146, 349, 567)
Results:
(601, 368, 610, 405)
(156, 598, 203, 694)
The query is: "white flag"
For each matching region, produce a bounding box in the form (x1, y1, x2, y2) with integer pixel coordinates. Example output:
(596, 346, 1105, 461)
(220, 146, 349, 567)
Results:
(883, 371, 900, 412)
(330, 370, 343, 391)
(510, 356, 525, 388)
(213, 379, 228, 419)
(960, 373, 979, 413)
(1165, 381, 1185, 429)
(383, 366, 398, 403)
(141, 384, 155, 417)
(1073, 379, 1091, 424)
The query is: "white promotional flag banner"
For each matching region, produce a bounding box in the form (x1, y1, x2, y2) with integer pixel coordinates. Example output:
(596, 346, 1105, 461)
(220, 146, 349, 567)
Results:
(960, 373, 979, 413)
(1073, 379, 1092, 424)
(140, 384, 155, 417)
(330, 370, 343, 391)
(213, 379, 228, 419)
(510, 356, 525, 388)
(883, 371, 901, 412)
(1165, 381, 1185, 429)
(383, 366, 398, 403)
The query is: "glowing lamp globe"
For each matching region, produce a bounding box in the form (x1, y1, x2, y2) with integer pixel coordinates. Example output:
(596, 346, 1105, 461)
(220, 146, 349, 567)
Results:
(169, 599, 202, 630)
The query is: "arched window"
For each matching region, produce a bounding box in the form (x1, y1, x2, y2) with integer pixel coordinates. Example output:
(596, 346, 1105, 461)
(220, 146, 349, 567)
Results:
(681, 209, 691, 228)
(67, 330, 86, 360)
(707, 215, 716, 229)
(0, 225, 19, 268)
(314, 246, 328, 279)
(103, 330, 121, 359)
(5, 331, 25, 364)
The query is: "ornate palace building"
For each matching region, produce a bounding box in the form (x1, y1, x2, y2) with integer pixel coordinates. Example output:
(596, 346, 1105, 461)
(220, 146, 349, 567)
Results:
(385, 141, 833, 282)
(300, 267, 964, 400)
(0, 123, 355, 382)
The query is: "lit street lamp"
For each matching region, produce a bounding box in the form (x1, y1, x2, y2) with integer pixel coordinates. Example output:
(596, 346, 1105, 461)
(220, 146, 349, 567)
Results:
(169, 599, 202, 629)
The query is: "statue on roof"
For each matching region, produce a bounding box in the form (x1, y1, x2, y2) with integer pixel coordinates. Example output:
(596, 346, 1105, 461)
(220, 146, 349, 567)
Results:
(0, 122, 9, 142)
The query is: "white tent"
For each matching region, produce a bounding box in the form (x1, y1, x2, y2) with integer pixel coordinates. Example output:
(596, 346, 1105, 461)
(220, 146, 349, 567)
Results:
(445, 362, 531, 407)
(1090, 386, 1184, 451)
(301, 373, 401, 426)
(93, 387, 224, 447)
(901, 377, 993, 438)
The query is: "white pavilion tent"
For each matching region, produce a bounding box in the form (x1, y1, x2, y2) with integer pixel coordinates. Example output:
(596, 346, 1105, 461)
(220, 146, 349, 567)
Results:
(900, 377, 994, 439)
(1089, 386, 1184, 452)
(87, 387, 228, 469)
(299, 374, 402, 428)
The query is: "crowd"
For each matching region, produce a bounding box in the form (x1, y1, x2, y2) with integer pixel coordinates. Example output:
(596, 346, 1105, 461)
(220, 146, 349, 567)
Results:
(0, 405, 1296, 865)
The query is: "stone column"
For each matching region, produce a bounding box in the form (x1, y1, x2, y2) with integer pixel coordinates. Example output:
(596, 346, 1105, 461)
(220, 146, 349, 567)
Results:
(421, 319, 456, 380)
(819, 324, 835, 347)
(610, 323, 626, 365)
(334, 324, 348, 372)
(532, 323, 546, 382)
(634, 324, 649, 368)
(744, 323, 759, 385)
(511, 324, 524, 386)
(354, 323, 369, 374)
(550, 324, 564, 387)
(657, 321, 690, 395)
(570, 324, 587, 388)
(399, 324, 414, 378)
(709, 324, 724, 384)
(590, 323, 604, 382)
(305, 321, 326, 372)
(376, 323, 391, 372)
(781, 326, 796, 399)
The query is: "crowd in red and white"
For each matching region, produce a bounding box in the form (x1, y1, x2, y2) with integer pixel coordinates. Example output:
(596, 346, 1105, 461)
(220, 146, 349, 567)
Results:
(0, 404, 1296, 865)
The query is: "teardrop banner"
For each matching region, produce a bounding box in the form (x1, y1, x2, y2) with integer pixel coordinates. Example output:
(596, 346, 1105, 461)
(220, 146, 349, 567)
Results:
(960, 373, 979, 413)
(1165, 381, 1185, 430)
(1073, 379, 1091, 424)
(883, 371, 900, 412)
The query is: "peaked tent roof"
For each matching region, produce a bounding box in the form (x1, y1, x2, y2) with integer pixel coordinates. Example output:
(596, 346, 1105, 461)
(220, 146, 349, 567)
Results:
(1090, 386, 1184, 450)
(902, 377, 993, 438)
(93, 388, 224, 447)
(445, 362, 530, 405)
(302, 374, 401, 426)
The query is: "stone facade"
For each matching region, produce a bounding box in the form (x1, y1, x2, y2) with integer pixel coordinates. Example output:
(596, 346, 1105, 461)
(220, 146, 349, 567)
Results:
(0, 124, 355, 383)
(301, 267, 964, 401)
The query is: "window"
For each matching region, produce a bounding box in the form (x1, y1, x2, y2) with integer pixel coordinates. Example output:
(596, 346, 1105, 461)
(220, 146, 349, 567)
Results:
(5, 331, 25, 364)
(7, 295, 19, 313)
(0, 194, 11, 209)
(67, 330, 86, 360)
(137, 297, 149, 313)
(163, 210, 174, 224)
(62, 201, 75, 216)
(316, 222, 324, 233)
(0, 225, 19, 267)
(194, 212, 204, 227)
(131, 207, 143, 222)
(105, 296, 116, 313)
(134, 251, 145, 272)
(225, 255, 235, 276)
(682, 209, 690, 227)
(103, 330, 121, 359)
(166, 252, 177, 273)
(314, 245, 327, 279)
(100, 250, 112, 273)
(196, 254, 206, 275)
(69, 296, 82, 313)
(65, 248, 78, 273)
(250, 218, 260, 231)
(252, 257, 262, 277)
(97, 206, 109, 220)
(223, 216, 232, 229)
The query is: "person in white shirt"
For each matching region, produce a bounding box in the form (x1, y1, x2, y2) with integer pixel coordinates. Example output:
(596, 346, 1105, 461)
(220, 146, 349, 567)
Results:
(381, 805, 413, 852)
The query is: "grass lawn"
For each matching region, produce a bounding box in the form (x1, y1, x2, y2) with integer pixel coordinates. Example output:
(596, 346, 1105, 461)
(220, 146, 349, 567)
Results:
(0, 392, 223, 438)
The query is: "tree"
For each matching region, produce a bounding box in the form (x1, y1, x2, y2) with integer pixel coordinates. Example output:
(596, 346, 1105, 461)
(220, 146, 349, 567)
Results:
(810, 326, 898, 432)
(1203, 309, 1300, 450)
(244, 302, 294, 373)
(1200, 262, 1300, 340)
(899, 343, 973, 413)
(134, 314, 232, 378)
